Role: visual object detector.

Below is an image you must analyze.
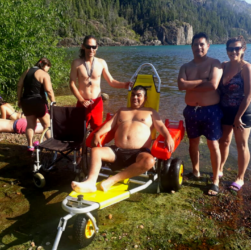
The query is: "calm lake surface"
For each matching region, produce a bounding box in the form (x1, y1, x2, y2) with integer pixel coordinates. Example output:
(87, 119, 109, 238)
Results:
(67, 44, 251, 122)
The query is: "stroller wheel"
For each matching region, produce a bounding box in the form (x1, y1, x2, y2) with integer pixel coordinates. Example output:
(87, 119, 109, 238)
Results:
(33, 173, 46, 188)
(73, 211, 98, 248)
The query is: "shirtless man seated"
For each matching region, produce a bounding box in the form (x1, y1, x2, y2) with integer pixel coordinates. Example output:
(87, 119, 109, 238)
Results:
(71, 85, 174, 193)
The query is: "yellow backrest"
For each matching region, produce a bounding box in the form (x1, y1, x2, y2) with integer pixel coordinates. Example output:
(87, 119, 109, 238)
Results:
(127, 74, 160, 139)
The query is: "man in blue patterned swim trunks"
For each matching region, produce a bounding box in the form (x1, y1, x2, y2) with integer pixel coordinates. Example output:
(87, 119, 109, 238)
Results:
(177, 32, 223, 196)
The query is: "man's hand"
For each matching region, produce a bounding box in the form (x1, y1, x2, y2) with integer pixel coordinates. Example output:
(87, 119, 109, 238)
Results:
(124, 81, 133, 89)
(93, 133, 102, 147)
(81, 100, 93, 108)
(165, 136, 174, 153)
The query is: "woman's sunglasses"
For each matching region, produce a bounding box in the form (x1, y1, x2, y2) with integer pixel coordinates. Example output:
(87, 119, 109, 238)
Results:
(85, 45, 97, 50)
(226, 46, 242, 52)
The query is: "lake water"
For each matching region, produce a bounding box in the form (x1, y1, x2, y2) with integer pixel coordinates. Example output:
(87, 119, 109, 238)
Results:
(67, 44, 251, 122)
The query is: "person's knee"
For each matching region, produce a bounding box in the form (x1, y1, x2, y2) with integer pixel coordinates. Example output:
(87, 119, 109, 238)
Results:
(207, 140, 220, 151)
(137, 154, 155, 170)
(91, 147, 110, 161)
(219, 137, 231, 148)
(91, 147, 101, 156)
(236, 140, 249, 151)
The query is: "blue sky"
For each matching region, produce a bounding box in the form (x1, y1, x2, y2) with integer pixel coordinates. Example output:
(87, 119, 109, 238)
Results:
(244, 0, 251, 4)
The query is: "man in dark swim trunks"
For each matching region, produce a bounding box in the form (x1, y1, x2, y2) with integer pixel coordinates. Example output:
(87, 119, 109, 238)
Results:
(177, 32, 223, 196)
(71, 85, 174, 193)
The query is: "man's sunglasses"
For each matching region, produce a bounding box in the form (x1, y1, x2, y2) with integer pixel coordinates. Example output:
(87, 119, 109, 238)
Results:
(226, 46, 242, 52)
(85, 45, 97, 50)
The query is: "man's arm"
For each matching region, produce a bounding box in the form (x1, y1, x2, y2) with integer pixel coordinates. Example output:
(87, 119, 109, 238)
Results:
(93, 112, 118, 146)
(192, 59, 223, 92)
(101, 60, 131, 89)
(177, 64, 204, 90)
(151, 110, 174, 152)
(69, 60, 85, 104)
(17, 69, 28, 108)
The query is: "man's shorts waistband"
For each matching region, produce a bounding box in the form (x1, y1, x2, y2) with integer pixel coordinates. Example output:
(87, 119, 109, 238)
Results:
(186, 103, 220, 109)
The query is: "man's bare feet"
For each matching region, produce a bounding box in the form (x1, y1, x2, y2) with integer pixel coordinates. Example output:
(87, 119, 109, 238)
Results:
(71, 181, 97, 193)
(100, 179, 116, 192)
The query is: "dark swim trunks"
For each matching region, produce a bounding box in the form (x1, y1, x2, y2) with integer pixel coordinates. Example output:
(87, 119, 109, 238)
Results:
(221, 105, 251, 128)
(183, 104, 223, 140)
(108, 145, 151, 171)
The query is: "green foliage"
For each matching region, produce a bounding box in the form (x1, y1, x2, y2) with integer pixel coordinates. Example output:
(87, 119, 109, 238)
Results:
(0, 0, 69, 101)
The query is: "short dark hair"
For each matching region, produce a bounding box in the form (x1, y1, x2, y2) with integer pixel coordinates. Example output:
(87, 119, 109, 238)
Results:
(226, 36, 246, 59)
(192, 32, 209, 45)
(35, 57, 51, 69)
(79, 35, 98, 59)
(132, 85, 147, 97)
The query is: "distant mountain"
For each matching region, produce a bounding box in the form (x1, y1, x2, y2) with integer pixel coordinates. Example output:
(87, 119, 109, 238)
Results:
(55, 0, 251, 45)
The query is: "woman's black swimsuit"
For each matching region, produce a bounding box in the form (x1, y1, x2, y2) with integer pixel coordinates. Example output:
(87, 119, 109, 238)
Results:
(21, 67, 48, 118)
(219, 70, 251, 128)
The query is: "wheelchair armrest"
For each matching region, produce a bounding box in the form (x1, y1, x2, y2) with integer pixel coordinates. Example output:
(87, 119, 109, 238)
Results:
(86, 113, 115, 148)
(151, 119, 185, 160)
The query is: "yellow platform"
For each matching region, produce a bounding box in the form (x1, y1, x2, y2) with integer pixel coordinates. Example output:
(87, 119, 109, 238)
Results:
(69, 180, 130, 209)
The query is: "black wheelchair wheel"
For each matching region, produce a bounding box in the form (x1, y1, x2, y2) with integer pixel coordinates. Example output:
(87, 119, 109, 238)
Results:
(160, 158, 172, 192)
(168, 158, 184, 191)
(73, 211, 98, 248)
(160, 158, 184, 192)
(33, 172, 46, 188)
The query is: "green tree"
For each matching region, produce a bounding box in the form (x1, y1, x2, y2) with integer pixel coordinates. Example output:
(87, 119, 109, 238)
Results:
(0, 0, 69, 101)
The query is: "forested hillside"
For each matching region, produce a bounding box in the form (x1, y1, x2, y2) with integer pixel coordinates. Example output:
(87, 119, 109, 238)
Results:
(55, 0, 251, 44)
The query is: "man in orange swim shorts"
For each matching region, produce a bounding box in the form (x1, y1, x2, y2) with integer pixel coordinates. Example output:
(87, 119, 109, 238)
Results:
(69, 35, 131, 130)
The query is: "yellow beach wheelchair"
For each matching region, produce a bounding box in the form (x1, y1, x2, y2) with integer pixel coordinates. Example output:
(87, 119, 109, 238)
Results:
(52, 63, 185, 250)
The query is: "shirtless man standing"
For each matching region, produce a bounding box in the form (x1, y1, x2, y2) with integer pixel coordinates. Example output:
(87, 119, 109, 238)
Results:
(71, 85, 174, 193)
(177, 32, 223, 196)
(70, 35, 131, 130)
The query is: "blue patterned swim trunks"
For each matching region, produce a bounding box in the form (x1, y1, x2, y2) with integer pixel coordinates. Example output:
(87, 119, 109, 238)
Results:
(183, 104, 223, 141)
